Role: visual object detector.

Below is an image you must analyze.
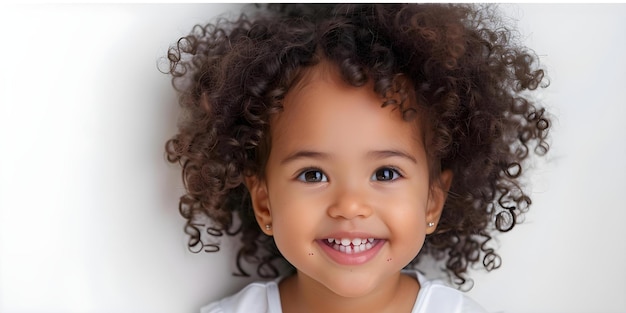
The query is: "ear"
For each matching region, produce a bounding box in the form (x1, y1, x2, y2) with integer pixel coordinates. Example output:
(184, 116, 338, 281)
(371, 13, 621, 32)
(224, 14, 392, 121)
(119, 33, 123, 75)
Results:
(244, 175, 273, 236)
(425, 169, 453, 235)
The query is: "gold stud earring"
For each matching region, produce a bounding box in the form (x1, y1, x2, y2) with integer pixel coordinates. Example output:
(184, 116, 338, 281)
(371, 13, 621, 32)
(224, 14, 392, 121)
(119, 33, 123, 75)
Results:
(265, 224, 272, 231)
(427, 222, 435, 227)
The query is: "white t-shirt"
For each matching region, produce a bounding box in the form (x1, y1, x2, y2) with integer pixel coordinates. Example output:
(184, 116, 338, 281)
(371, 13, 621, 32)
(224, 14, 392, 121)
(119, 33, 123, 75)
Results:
(201, 270, 488, 313)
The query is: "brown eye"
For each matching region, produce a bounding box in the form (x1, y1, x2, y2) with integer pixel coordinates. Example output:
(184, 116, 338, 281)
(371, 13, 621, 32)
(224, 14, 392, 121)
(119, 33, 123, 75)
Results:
(297, 169, 328, 182)
(372, 168, 401, 181)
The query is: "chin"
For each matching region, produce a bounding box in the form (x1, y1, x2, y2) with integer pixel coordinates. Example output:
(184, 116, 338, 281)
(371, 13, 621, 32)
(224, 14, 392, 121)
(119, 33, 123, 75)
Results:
(323, 274, 380, 299)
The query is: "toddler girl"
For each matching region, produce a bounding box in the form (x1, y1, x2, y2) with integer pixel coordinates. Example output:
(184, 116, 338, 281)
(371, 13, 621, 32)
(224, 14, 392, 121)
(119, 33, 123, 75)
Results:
(164, 4, 550, 313)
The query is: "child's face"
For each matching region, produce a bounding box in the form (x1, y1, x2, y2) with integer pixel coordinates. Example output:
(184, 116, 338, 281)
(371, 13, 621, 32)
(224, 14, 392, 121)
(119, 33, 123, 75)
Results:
(248, 64, 449, 298)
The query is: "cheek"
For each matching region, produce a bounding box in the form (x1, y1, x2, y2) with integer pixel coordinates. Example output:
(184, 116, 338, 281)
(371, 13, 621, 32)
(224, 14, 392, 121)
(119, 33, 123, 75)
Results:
(392, 214, 428, 262)
(391, 210, 427, 240)
(382, 191, 429, 246)
(269, 194, 322, 247)
(380, 186, 429, 219)
(271, 209, 320, 265)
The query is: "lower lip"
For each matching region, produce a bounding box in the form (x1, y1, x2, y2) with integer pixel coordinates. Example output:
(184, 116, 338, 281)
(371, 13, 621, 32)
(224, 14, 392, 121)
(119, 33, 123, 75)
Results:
(316, 239, 385, 266)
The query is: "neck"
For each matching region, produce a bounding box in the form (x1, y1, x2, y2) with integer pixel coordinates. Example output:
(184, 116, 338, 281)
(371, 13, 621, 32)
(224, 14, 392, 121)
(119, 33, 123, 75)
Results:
(279, 271, 419, 313)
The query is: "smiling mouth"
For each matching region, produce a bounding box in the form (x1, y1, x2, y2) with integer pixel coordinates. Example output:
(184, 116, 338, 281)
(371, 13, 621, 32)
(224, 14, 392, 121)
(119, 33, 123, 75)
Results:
(323, 237, 380, 254)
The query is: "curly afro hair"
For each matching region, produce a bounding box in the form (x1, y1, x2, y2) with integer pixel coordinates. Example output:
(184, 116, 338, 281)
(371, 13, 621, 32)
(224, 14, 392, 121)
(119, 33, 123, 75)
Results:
(164, 3, 550, 287)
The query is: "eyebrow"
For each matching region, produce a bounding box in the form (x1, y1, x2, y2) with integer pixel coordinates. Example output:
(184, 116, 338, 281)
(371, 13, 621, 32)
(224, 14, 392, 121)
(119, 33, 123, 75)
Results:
(367, 149, 418, 164)
(280, 149, 417, 165)
(280, 150, 330, 165)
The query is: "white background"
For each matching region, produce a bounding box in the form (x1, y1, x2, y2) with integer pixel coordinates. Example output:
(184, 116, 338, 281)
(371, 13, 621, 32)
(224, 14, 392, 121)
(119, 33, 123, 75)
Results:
(0, 4, 625, 313)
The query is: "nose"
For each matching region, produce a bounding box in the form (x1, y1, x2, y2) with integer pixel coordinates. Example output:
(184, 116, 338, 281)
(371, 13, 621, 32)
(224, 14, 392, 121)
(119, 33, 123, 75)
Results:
(327, 185, 373, 220)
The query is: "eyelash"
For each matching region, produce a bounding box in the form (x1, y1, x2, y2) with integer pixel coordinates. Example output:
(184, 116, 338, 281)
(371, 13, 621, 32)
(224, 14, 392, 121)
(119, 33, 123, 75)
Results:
(295, 166, 404, 183)
(296, 167, 328, 183)
(371, 166, 404, 182)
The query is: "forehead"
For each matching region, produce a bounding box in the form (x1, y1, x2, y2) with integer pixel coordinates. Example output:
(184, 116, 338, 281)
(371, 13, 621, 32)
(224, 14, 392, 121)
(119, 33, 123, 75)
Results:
(269, 62, 424, 154)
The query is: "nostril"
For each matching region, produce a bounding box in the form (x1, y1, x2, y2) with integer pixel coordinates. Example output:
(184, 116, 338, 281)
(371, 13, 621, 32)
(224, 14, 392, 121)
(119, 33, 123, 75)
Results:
(327, 199, 373, 219)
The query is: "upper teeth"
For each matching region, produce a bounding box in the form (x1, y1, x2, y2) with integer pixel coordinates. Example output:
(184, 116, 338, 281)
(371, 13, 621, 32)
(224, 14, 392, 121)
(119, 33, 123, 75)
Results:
(326, 238, 375, 246)
(325, 237, 376, 254)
